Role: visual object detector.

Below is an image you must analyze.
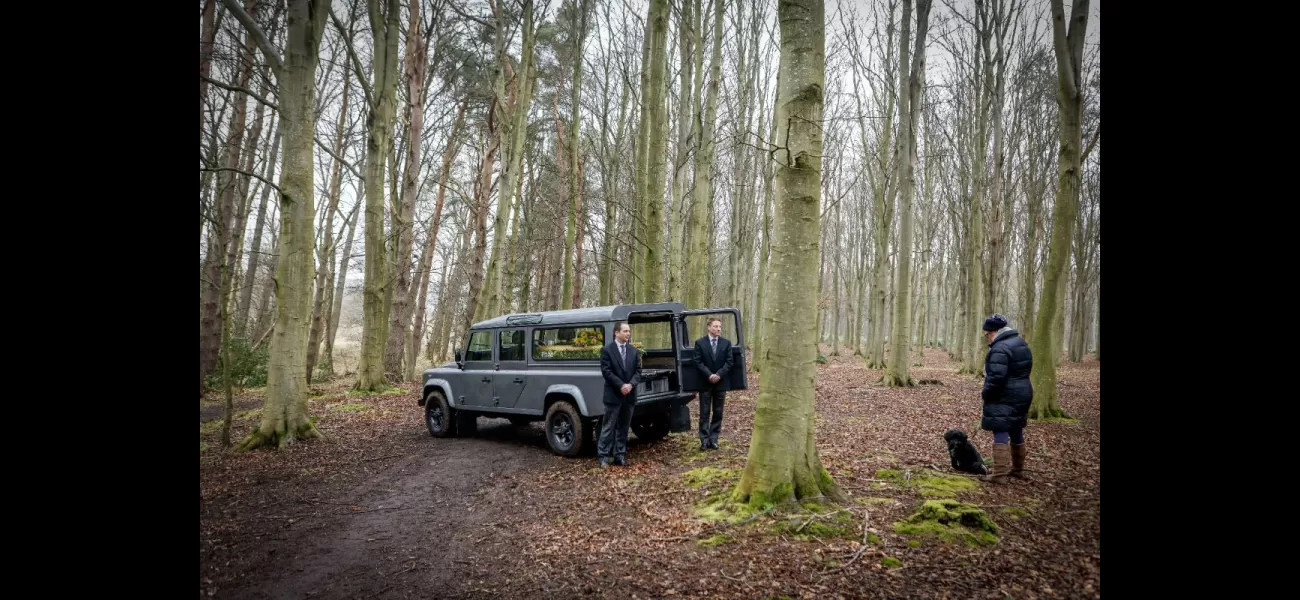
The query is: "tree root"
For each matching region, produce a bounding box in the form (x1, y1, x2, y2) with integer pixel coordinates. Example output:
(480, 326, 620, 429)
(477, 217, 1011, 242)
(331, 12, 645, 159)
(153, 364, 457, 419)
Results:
(880, 373, 916, 388)
(236, 421, 323, 452)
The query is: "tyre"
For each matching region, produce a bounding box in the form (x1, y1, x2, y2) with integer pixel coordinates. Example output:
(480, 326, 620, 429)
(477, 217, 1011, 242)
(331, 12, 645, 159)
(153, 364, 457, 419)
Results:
(632, 411, 671, 443)
(425, 390, 456, 438)
(545, 401, 587, 457)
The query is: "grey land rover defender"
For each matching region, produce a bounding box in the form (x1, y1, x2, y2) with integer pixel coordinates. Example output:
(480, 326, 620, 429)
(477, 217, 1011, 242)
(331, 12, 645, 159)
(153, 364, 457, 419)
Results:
(417, 302, 747, 457)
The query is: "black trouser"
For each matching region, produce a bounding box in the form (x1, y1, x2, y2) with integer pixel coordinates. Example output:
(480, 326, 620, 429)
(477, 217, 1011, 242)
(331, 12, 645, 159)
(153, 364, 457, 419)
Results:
(598, 401, 634, 459)
(698, 388, 725, 443)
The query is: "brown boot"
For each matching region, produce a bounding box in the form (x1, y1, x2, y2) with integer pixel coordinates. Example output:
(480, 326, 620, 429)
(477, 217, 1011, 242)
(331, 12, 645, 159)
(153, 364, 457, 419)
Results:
(1010, 443, 1028, 478)
(983, 443, 1011, 484)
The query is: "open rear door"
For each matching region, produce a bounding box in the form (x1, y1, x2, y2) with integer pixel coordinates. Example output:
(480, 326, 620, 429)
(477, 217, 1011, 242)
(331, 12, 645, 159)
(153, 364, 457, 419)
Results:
(675, 308, 747, 391)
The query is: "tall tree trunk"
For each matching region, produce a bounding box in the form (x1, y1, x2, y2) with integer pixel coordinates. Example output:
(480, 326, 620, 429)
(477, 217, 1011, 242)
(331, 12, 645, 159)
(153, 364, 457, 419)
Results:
(562, 0, 592, 308)
(668, 0, 694, 303)
(686, 0, 721, 312)
(732, 0, 843, 508)
(200, 0, 259, 397)
(599, 67, 629, 306)
(384, 0, 429, 379)
(884, 0, 931, 387)
(463, 123, 498, 338)
(753, 110, 775, 371)
(326, 203, 361, 369)
(355, 0, 402, 392)
(222, 0, 333, 449)
(237, 113, 281, 338)
(640, 0, 670, 304)
(1029, 0, 1089, 420)
(409, 99, 467, 378)
(307, 77, 350, 384)
(481, 1, 537, 319)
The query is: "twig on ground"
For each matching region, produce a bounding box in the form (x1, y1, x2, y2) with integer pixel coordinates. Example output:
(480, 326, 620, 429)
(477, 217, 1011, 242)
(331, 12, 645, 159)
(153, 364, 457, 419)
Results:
(795, 508, 852, 532)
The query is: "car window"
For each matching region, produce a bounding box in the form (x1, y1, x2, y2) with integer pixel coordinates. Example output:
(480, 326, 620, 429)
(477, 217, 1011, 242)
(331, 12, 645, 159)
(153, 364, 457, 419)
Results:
(499, 329, 525, 361)
(532, 326, 604, 360)
(466, 330, 493, 361)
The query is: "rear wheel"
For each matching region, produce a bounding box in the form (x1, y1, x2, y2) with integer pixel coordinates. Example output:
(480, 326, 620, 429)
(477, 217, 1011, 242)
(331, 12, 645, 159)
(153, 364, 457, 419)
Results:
(545, 401, 587, 457)
(632, 411, 671, 443)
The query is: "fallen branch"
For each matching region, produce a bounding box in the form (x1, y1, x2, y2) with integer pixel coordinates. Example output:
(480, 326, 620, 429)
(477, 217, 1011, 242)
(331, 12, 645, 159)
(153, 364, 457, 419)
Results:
(820, 509, 871, 576)
(795, 508, 852, 533)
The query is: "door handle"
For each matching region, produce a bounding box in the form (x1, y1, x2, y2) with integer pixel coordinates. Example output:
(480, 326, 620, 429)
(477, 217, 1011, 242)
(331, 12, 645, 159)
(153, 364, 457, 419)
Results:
(513, 378, 524, 383)
(481, 377, 491, 383)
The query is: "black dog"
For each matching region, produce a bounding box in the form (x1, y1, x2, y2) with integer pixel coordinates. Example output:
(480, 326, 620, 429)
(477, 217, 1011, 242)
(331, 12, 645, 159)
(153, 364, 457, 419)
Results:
(944, 429, 988, 475)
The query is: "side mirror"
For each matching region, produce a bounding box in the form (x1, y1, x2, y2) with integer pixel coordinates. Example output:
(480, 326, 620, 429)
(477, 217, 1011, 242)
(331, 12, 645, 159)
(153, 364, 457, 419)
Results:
(455, 349, 463, 363)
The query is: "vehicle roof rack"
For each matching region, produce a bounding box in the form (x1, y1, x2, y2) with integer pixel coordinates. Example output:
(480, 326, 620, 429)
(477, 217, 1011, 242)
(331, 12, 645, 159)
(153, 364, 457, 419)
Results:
(505, 313, 544, 326)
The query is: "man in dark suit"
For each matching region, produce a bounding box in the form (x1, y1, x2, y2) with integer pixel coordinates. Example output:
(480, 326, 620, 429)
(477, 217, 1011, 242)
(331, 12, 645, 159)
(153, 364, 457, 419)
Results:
(598, 321, 641, 467)
(694, 317, 734, 451)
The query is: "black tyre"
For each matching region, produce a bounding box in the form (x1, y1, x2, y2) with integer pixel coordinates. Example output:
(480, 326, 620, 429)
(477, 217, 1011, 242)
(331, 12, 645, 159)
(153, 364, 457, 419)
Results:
(425, 390, 456, 438)
(632, 411, 671, 443)
(545, 401, 587, 457)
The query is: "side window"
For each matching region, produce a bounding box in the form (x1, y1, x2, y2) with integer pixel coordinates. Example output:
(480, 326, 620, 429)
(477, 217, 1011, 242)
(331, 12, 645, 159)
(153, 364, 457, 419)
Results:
(532, 326, 604, 361)
(499, 329, 525, 361)
(465, 330, 493, 362)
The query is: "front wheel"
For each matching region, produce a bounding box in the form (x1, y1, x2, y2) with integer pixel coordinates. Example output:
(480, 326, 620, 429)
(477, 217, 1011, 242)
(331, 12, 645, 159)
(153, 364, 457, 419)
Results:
(545, 401, 587, 458)
(425, 391, 456, 438)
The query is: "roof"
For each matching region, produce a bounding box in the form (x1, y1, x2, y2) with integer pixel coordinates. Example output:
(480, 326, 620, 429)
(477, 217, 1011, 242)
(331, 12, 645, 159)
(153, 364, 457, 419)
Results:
(470, 302, 687, 329)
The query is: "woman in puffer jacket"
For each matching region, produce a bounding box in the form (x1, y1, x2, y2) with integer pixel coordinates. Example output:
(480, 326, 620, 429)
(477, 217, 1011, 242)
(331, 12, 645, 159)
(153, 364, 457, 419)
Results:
(979, 314, 1034, 483)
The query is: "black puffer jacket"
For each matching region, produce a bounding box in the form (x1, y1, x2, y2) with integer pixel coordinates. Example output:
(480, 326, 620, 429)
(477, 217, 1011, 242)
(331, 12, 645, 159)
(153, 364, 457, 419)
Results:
(981, 328, 1034, 432)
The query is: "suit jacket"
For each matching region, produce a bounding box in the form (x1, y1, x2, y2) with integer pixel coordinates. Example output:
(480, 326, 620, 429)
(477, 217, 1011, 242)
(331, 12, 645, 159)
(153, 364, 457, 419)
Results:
(694, 335, 735, 391)
(600, 341, 642, 405)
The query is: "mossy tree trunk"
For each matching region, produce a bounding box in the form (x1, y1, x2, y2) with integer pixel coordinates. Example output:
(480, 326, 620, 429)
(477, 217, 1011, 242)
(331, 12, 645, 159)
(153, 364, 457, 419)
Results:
(641, 0, 670, 305)
(220, 0, 332, 449)
(732, 0, 844, 508)
(884, 0, 932, 387)
(383, 0, 429, 379)
(355, 0, 402, 393)
(1029, 0, 1089, 420)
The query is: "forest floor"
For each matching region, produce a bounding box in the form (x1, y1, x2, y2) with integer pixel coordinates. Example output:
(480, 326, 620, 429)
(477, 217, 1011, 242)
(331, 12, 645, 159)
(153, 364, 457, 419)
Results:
(200, 346, 1100, 599)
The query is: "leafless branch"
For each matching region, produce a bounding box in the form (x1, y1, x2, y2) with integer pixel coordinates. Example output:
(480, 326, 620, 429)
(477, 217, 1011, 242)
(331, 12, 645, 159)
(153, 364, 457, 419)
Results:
(329, 8, 375, 107)
(201, 167, 281, 193)
(201, 74, 279, 110)
(220, 0, 283, 76)
(1080, 123, 1099, 162)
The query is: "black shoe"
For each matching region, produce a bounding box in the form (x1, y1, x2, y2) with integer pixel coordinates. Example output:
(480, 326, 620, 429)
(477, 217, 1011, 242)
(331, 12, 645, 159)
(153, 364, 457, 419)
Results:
(614, 456, 628, 466)
(708, 440, 719, 450)
(700, 440, 709, 451)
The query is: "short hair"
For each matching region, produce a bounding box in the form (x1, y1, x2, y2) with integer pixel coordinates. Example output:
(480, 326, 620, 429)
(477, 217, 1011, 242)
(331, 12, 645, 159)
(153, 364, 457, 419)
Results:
(614, 321, 630, 333)
(706, 317, 723, 326)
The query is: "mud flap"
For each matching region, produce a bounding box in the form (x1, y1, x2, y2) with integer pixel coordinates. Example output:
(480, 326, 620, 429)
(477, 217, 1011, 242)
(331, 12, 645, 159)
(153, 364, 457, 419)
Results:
(670, 394, 694, 433)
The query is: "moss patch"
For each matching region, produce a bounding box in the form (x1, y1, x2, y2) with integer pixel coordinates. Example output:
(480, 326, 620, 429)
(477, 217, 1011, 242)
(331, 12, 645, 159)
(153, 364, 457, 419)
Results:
(854, 496, 901, 507)
(683, 466, 739, 489)
(1001, 506, 1030, 520)
(876, 468, 979, 497)
(331, 403, 370, 413)
(881, 557, 903, 568)
(693, 492, 761, 524)
(696, 535, 731, 548)
(775, 509, 855, 541)
(893, 499, 999, 547)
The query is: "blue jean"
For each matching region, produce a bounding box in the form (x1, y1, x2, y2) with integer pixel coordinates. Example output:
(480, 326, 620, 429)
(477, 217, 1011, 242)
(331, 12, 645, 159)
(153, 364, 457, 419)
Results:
(993, 428, 1025, 444)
